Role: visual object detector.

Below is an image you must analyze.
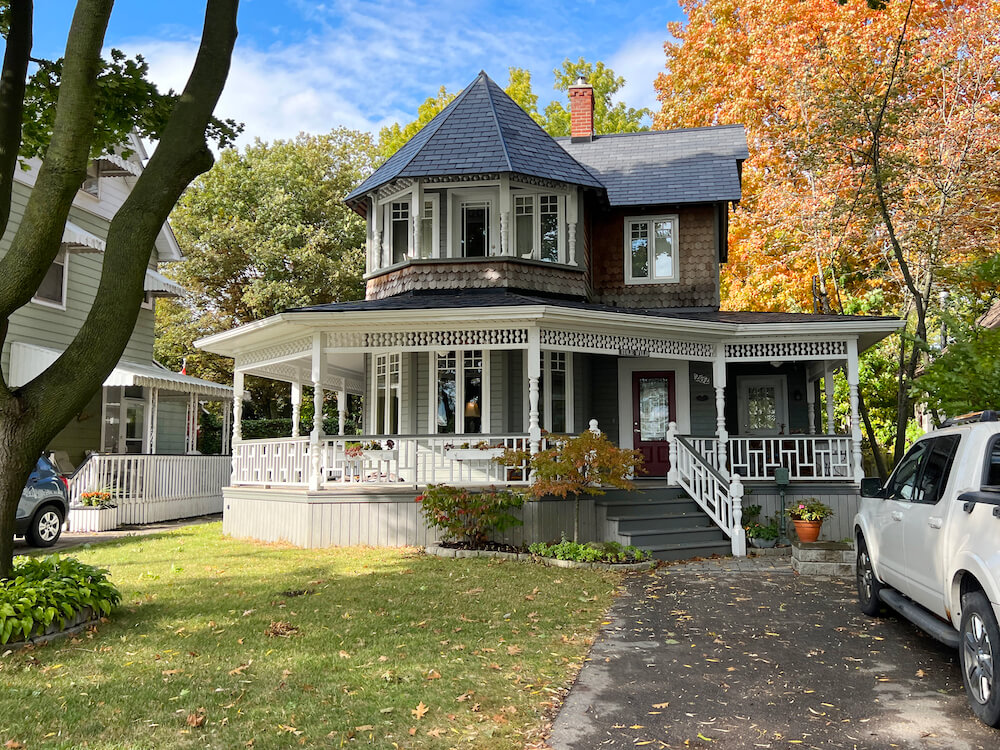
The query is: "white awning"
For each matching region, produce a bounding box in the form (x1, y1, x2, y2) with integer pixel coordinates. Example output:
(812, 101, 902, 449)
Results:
(144, 269, 186, 298)
(97, 151, 143, 177)
(62, 221, 106, 253)
(9, 342, 232, 399)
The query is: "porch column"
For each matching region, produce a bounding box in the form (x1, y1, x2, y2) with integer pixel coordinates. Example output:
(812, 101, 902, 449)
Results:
(567, 189, 579, 266)
(231, 370, 244, 477)
(291, 382, 302, 437)
(186, 393, 199, 454)
(145, 387, 158, 454)
(847, 339, 863, 483)
(499, 174, 511, 256)
(337, 389, 347, 435)
(527, 331, 541, 455)
(412, 180, 422, 259)
(806, 378, 816, 435)
(221, 399, 232, 455)
(309, 333, 325, 491)
(824, 364, 836, 434)
(712, 349, 728, 473)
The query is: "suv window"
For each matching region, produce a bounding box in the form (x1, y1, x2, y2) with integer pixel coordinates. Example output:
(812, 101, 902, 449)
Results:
(915, 435, 960, 504)
(887, 442, 929, 501)
(985, 436, 1000, 488)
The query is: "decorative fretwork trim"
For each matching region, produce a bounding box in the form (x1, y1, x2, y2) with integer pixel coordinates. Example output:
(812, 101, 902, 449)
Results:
(240, 336, 313, 366)
(540, 329, 713, 358)
(724, 341, 847, 360)
(326, 328, 530, 350)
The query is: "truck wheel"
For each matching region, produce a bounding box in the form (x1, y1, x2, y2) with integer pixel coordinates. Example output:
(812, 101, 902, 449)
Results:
(960, 591, 1000, 727)
(27, 505, 63, 548)
(856, 537, 883, 616)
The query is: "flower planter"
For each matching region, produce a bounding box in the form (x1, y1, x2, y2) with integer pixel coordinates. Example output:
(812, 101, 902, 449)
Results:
(445, 448, 504, 461)
(362, 449, 397, 461)
(68, 505, 119, 533)
(792, 519, 823, 544)
(749, 537, 778, 549)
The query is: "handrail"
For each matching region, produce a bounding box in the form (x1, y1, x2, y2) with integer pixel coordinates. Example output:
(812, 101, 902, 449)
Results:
(675, 435, 729, 484)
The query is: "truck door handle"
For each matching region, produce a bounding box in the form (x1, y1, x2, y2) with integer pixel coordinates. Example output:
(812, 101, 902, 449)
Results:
(928, 516, 943, 529)
(891, 511, 904, 522)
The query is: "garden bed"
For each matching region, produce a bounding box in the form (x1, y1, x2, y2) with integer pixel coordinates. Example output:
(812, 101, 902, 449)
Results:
(2, 606, 99, 652)
(425, 543, 656, 571)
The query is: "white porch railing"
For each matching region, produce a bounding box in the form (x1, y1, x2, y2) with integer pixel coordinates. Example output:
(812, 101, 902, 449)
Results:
(690, 435, 853, 482)
(669, 429, 746, 557)
(69, 454, 232, 525)
(231, 434, 535, 488)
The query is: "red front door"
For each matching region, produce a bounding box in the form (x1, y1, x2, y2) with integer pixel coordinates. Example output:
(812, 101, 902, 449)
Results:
(632, 371, 676, 478)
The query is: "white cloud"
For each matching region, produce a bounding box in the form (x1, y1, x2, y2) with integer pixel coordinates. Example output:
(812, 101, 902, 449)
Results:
(608, 30, 669, 114)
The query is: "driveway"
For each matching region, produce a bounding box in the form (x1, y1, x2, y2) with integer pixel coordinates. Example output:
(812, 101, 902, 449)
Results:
(13, 514, 221, 555)
(549, 559, 1000, 749)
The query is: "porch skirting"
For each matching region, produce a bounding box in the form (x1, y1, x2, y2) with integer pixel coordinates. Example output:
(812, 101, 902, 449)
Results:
(745, 484, 860, 542)
(222, 487, 596, 549)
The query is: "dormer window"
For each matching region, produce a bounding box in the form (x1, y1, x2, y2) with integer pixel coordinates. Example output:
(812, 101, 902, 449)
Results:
(514, 193, 563, 262)
(625, 215, 678, 284)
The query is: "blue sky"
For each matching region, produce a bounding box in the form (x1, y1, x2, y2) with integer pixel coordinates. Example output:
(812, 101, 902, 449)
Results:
(33, 1, 684, 146)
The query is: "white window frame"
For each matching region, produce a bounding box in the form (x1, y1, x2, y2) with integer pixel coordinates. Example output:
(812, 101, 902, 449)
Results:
(388, 201, 411, 266)
(524, 351, 574, 434)
(737, 375, 788, 436)
(31, 245, 69, 310)
(512, 191, 565, 263)
(449, 189, 498, 258)
(428, 349, 490, 435)
(371, 352, 402, 434)
(416, 193, 440, 259)
(624, 214, 679, 285)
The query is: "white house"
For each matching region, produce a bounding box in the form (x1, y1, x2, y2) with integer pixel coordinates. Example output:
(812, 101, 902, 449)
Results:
(196, 72, 902, 557)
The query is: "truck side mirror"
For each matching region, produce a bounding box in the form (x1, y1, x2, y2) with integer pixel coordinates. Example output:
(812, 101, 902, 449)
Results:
(860, 477, 885, 498)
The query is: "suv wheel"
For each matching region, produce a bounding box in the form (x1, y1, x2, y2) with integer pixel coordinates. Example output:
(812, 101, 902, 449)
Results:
(27, 505, 63, 547)
(960, 591, 1000, 727)
(856, 536, 883, 616)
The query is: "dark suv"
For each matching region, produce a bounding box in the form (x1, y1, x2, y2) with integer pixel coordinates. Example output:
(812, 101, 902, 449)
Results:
(15, 455, 69, 547)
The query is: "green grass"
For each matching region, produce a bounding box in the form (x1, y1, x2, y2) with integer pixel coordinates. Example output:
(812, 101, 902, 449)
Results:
(0, 523, 620, 749)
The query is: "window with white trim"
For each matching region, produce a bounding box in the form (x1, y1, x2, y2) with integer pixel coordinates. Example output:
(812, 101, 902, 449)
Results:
(390, 202, 409, 265)
(531, 351, 573, 434)
(33, 246, 68, 308)
(460, 201, 490, 257)
(374, 353, 401, 434)
(513, 193, 562, 262)
(418, 196, 438, 259)
(81, 161, 100, 198)
(625, 215, 678, 284)
(435, 350, 487, 434)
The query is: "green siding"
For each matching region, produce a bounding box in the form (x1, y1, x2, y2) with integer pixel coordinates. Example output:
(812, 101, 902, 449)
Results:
(585, 354, 619, 445)
(48, 389, 103, 468)
(156, 397, 188, 454)
(490, 351, 504, 433)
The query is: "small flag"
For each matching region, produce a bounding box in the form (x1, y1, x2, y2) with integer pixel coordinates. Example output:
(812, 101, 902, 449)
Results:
(181, 357, 187, 376)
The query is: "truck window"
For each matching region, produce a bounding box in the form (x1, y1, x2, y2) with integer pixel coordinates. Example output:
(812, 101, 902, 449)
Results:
(915, 435, 960, 505)
(985, 436, 1000, 488)
(887, 442, 929, 501)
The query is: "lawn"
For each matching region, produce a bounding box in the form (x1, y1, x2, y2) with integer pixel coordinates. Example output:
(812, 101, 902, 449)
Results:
(0, 523, 621, 749)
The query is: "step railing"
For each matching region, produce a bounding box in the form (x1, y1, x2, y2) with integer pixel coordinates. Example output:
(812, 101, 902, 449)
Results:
(667, 424, 746, 557)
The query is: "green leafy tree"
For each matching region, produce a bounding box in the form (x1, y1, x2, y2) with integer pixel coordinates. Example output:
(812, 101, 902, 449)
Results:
(0, 0, 238, 578)
(914, 320, 1000, 417)
(542, 58, 651, 136)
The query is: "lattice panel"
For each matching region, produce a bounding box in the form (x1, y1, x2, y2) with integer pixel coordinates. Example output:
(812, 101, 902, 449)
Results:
(540, 329, 713, 358)
(241, 336, 313, 365)
(724, 341, 847, 360)
(326, 328, 529, 349)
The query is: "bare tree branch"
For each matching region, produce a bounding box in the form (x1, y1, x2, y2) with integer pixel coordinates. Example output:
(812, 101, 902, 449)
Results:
(0, 0, 31, 248)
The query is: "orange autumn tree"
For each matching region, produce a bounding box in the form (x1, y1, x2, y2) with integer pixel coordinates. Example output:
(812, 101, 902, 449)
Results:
(656, 0, 1000, 466)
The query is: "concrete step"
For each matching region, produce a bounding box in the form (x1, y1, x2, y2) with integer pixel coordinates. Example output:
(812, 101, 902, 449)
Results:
(645, 539, 733, 562)
(597, 486, 690, 503)
(602, 500, 703, 519)
(625, 525, 729, 547)
(615, 512, 719, 534)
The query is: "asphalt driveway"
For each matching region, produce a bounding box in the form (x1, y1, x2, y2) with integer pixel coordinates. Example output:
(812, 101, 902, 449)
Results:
(549, 560, 1000, 749)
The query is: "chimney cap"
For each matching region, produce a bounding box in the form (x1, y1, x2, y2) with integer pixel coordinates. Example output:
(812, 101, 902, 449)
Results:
(570, 75, 591, 88)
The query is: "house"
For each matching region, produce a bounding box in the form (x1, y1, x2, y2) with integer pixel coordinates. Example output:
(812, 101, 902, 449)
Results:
(1, 135, 233, 526)
(196, 72, 902, 557)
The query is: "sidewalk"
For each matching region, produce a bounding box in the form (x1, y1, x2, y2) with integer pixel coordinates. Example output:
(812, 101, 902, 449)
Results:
(15, 514, 221, 555)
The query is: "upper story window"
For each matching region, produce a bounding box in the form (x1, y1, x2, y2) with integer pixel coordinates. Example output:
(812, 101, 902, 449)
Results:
(625, 215, 678, 284)
(460, 200, 491, 257)
(418, 197, 437, 258)
(81, 161, 100, 198)
(390, 202, 409, 265)
(33, 246, 68, 309)
(514, 194, 563, 263)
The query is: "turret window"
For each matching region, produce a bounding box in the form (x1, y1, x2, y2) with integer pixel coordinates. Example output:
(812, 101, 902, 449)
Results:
(461, 201, 490, 257)
(390, 202, 409, 264)
(513, 193, 563, 263)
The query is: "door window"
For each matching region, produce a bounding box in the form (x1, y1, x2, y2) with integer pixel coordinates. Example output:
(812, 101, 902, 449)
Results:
(638, 376, 670, 441)
(913, 435, 960, 504)
(737, 376, 788, 435)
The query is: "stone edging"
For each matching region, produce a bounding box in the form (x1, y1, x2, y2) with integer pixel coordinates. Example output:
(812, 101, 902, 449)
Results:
(1, 607, 99, 654)
(424, 544, 655, 572)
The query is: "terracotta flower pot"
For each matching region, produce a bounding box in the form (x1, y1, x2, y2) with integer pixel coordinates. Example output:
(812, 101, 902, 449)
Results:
(792, 519, 822, 543)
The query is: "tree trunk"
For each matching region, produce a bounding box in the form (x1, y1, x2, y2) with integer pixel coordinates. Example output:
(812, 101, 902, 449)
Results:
(0, 402, 48, 579)
(858, 387, 889, 481)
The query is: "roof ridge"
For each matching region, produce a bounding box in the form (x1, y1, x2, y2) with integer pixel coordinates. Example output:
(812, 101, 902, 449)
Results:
(553, 123, 747, 141)
(481, 74, 514, 173)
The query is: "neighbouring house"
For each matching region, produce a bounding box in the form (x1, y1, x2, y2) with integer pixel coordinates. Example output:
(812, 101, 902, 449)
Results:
(196, 72, 902, 557)
(1, 135, 233, 527)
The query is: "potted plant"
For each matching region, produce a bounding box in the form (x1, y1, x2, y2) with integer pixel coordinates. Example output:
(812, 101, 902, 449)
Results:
(746, 516, 780, 548)
(361, 439, 397, 460)
(69, 490, 119, 533)
(785, 499, 834, 543)
(445, 439, 506, 461)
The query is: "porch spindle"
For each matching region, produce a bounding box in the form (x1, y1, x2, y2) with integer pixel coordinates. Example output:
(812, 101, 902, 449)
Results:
(221, 399, 232, 455)
(806, 378, 816, 435)
(231, 371, 244, 478)
(847, 339, 863, 483)
(291, 382, 302, 437)
(310, 383, 325, 491)
(824, 365, 836, 434)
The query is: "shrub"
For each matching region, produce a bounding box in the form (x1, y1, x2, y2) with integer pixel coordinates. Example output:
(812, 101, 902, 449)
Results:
(528, 538, 650, 564)
(416, 485, 525, 545)
(745, 517, 780, 541)
(1, 556, 122, 644)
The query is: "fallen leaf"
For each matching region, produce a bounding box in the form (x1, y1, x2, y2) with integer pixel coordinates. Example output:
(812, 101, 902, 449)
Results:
(186, 713, 205, 728)
(412, 702, 429, 720)
(426, 669, 441, 680)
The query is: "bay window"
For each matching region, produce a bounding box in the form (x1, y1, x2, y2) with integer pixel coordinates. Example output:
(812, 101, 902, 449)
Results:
(513, 193, 562, 262)
(625, 215, 678, 284)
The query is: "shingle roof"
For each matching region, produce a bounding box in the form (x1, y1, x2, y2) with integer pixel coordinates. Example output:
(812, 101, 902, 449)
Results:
(345, 72, 602, 204)
(556, 126, 749, 206)
(289, 289, 895, 325)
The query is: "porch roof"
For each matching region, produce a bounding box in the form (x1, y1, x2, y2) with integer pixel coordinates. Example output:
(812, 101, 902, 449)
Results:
(196, 289, 902, 358)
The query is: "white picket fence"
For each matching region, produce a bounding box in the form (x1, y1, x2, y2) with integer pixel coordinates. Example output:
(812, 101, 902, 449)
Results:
(68, 454, 232, 525)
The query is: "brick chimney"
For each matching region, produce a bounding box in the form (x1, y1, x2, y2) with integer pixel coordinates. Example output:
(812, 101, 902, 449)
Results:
(568, 76, 594, 142)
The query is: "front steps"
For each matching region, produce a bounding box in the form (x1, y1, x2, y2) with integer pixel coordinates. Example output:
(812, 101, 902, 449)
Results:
(597, 484, 732, 561)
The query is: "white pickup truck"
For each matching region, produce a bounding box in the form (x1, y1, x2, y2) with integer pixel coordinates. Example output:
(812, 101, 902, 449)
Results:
(854, 411, 1000, 727)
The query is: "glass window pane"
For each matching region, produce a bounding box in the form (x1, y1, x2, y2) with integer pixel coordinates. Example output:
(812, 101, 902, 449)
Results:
(463, 350, 483, 434)
(540, 195, 559, 262)
(630, 222, 648, 279)
(653, 220, 673, 278)
(462, 203, 489, 257)
(551, 369, 566, 433)
(639, 377, 669, 441)
(915, 435, 960, 504)
(888, 442, 929, 501)
(36, 251, 65, 304)
(515, 212, 533, 256)
(987, 438, 1000, 487)
(420, 199, 434, 258)
(437, 353, 456, 434)
(747, 385, 778, 431)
